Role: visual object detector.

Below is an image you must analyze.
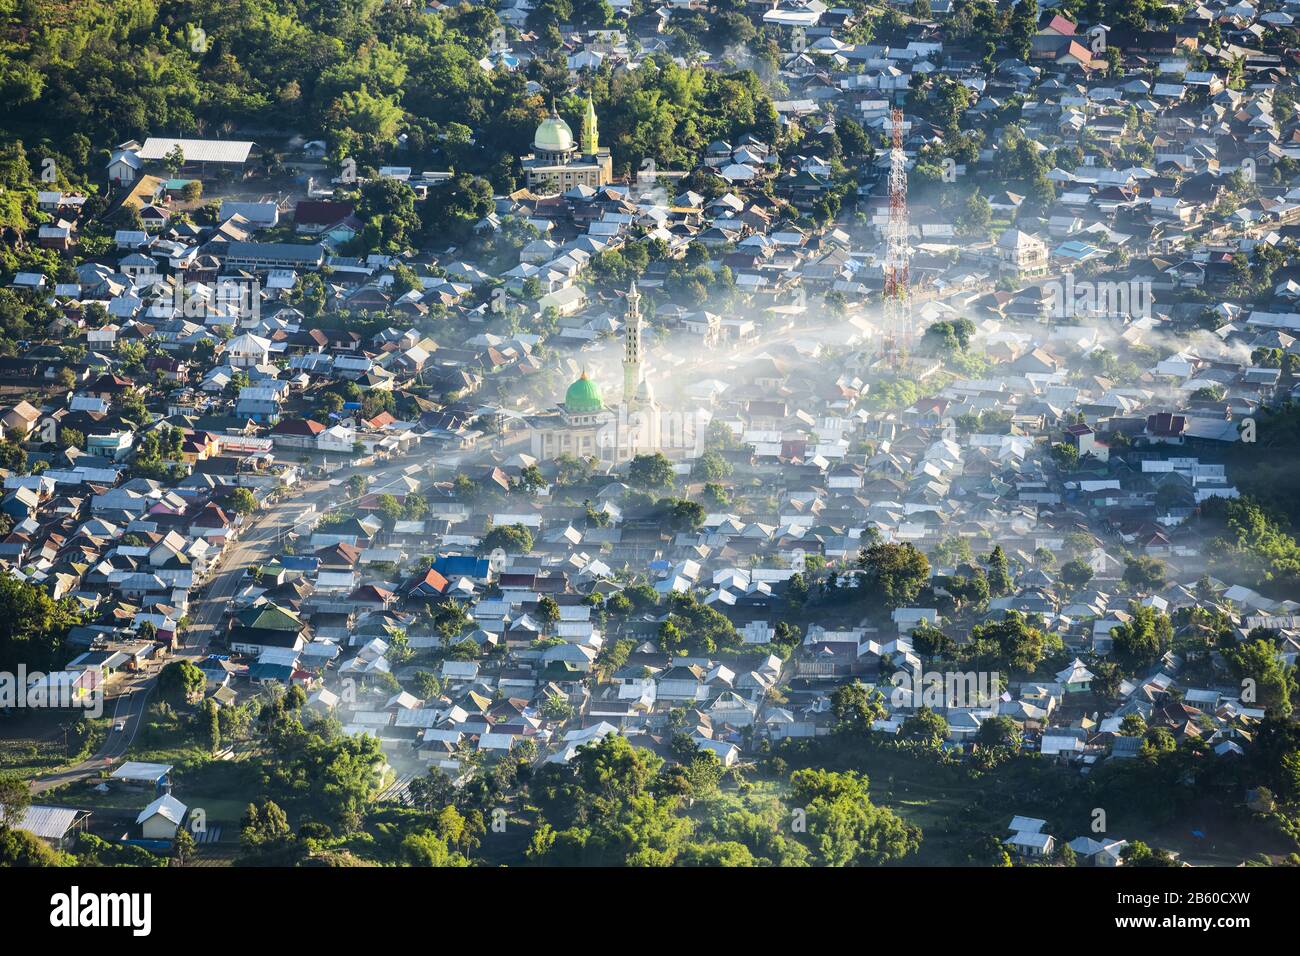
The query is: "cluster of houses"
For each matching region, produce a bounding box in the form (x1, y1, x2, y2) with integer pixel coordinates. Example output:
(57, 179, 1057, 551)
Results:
(7, 0, 1300, 866)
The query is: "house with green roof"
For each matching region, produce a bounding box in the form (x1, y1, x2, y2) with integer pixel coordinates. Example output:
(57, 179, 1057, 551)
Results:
(229, 602, 308, 656)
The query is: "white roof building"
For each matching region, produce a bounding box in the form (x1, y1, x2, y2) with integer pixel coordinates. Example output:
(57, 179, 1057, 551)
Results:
(136, 138, 255, 164)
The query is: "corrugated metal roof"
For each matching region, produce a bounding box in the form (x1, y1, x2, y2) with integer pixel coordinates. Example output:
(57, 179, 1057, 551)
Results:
(17, 805, 83, 840)
(137, 138, 254, 164)
(111, 761, 173, 782)
(136, 793, 187, 826)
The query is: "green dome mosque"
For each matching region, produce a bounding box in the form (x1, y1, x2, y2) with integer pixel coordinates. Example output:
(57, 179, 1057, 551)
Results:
(533, 110, 576, 154)
(523, 95, 612, 192)
(564, 370, 604, 414)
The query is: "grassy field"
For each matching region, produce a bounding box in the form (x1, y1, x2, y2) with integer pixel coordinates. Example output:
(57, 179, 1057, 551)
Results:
(0, 709, 107, 778)
(39, 706, 264, 843)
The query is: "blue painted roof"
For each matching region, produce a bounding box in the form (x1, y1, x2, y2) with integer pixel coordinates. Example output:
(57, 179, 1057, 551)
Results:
(433, 555, 490, 577)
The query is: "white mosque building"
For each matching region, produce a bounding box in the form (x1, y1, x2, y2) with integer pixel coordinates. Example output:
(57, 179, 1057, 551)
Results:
(529, 282, 680, 464)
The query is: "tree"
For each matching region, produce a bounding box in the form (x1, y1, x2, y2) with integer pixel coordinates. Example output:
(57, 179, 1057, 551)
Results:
(963, 611, 1056, 674)
(701, 482, 730, 509)
(542, 692, 575, 722)
(402, 828, 471, 867)
(1109, 603, 1173, 672)
(57, 427, 84, 451)
(452, 474, 477, 501)
(0, 771, 31, 829)
(425, 172, 493, 241)
(256, 713, 383, 831)
(986, 545, 1012, 596)
(240, 799, 294, 862)
(1051, 442, 1079, 472)
(944, 571, 989, 613)
(555, 454, 595, 487)
(901, 706, 949, 745)
(858, 543, 930, 608)
(375, 493, 403, 528)
(975, 715, 1022, 749)
(788, 769, 921, 866)
(912, 621, 957, 659)
(390, 263, 421, 297)
(1123, 555, 1168, 593)
(920, 319, 976, 356)
(201, 699, 221, 752)
(1119, 714, 1147, 737)
(1060, 558, 1093, 591)
(228, 488, 257, 516)
(408, 768, 456, 813)
(518, 464, 545, 495)
(624, 583, 660, 612)
(0, 827, 67, 866)
(537, 595, 561, 632)
(628, 452, 674, 489)
(528, 734, 691, 866)
(1121, 840, 1179, 867)
(1226, 639, 1296, 716)
(0, 574, 79, 671)
(478, 523, 533, 555)
(787, 572, 809, 608)
(157, 659, 205, 707)
(172, 827, 196, 866)
(660, 497, 705, 531)
(164, 144, 185, 174)
(412, 671, 442, 700)
(691, 450, 732, 481)
(1090, 660, 1123, 699)
(1009, 0, 1038, 60)
(0, 440, 26, 473)
(959, 190, 992, 234)
(403, 494, 428, 521)
(657, 619, 686, 654)
(353, 177, 422, 255)
(830, 681, 886, 736)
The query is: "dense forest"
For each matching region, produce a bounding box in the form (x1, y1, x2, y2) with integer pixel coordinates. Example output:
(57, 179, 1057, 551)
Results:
(0, 0, 778, 217)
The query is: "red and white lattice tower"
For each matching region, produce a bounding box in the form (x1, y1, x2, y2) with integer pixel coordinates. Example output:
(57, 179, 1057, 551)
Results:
(881, 107, 912, 367)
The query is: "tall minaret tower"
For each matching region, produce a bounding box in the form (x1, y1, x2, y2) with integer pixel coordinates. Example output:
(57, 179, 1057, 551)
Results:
(581, 90, 599, 156)
(622, 280, 643, 408)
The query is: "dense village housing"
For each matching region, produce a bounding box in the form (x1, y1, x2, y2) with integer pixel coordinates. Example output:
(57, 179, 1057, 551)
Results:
(0, 0, 1299, 878)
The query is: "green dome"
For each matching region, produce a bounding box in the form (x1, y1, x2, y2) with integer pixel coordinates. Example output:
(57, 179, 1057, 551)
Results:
(565, 371, 604, 413)
(534, 113, 575, 153)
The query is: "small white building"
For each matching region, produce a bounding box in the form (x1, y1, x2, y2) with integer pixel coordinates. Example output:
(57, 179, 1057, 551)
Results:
(226, 332, 272, 368)
(136, 793, 187, 841)
(1004, 816, 1055, 858)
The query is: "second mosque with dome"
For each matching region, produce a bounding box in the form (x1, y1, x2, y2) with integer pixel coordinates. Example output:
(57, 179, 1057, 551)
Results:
(522, 93, 613, 193)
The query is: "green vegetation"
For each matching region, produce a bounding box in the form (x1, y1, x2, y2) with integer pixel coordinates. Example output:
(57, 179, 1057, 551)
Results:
(477, 523, 533, 556)
(0, 573, 80, 672)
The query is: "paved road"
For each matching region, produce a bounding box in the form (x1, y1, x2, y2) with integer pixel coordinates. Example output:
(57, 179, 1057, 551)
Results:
(27, 455, 424, 795)
(28, 675, 156, 794)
